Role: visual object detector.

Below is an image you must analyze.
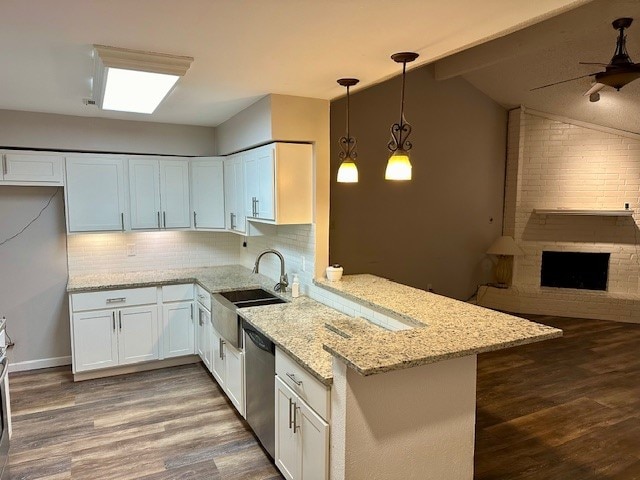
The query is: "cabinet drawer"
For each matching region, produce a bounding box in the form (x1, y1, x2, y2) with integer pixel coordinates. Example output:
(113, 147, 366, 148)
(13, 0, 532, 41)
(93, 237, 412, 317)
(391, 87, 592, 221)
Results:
(72, 287, 157, 312)
(195, 285, 211, 310)
(276, 347, 330, 421)
(162, 284, 194, 303)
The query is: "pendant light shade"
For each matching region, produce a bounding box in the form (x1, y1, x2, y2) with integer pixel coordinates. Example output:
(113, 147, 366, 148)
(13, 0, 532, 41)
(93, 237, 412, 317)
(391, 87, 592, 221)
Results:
(385, 150, 412, 180)
(386, 52, 419, 181)
(336, 78, 360, 183)
(337, 158, 358, 182)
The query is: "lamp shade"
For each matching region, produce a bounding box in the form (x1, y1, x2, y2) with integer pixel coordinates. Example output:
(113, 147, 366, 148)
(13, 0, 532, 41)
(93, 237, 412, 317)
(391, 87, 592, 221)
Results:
(337, 159, 358, 183)
(385, 151, 412, 180)
(486, 236, 524, 256)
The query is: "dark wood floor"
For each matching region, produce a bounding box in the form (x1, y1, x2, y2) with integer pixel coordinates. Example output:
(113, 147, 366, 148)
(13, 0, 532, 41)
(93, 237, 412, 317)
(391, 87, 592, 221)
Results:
(475, 315, 640, 480)
(7, 363, 283, 480)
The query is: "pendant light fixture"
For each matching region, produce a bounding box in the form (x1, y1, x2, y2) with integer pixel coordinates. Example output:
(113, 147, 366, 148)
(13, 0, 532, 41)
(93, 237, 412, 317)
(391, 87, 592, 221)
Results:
(336, 78, 360, 183)
(386, 52, 419, 181)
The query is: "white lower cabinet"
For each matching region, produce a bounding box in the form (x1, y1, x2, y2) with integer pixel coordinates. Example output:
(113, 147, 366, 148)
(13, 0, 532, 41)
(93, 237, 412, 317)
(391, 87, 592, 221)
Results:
(72, 310, 119, 372)
(72, 305, 158, 372)
(224, 342, 244, 414)
(196, 303, 212, 371)
(275, 376, 329, 480)
(162, 301, 195, 359)
(117, 306, 159, 365)
(210, 326, 245, 417)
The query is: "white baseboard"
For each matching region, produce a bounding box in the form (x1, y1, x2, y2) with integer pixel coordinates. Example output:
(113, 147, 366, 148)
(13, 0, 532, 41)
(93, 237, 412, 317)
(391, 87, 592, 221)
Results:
(9, 355, 72, 373)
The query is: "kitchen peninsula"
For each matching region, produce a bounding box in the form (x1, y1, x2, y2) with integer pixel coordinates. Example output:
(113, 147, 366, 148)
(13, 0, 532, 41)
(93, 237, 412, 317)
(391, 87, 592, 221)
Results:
(67, 265, 561, 480)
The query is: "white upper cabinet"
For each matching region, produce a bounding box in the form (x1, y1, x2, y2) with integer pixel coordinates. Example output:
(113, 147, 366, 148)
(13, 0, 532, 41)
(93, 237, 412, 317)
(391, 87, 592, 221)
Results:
(223, 155, 246, 234)
(160, 160, 191, 228)
(0, 151, 64, 185)
(244, 143, 312, 225)
(129, 158, 161, 229)
(65, 156, 127, 233)
(245, 146, 275, 221)
(191, 158, 225, 230)
(129, 158, 190, 230)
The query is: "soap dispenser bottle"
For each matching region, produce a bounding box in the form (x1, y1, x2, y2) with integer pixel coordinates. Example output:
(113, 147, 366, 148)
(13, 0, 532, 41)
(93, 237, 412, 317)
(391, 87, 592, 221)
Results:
(291, 274, 300, 298)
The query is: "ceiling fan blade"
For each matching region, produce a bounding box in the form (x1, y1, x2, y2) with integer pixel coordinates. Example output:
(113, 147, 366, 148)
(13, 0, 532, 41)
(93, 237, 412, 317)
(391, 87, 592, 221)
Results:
(530, 73, 596, 91)
(583, 83, 605, 96)
(579, 62, 608, 66)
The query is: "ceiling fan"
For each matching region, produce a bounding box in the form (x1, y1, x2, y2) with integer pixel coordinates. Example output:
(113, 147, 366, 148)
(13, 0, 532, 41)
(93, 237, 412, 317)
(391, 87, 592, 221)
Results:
(532, 17, 640, 101)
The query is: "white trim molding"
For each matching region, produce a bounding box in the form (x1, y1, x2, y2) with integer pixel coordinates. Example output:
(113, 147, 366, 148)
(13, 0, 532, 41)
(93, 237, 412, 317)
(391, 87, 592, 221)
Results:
(9, 355, 72, 373)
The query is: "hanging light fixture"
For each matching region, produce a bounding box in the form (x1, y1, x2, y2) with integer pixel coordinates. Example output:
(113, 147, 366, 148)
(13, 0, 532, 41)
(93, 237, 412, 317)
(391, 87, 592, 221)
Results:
(386, 52, 419, 181)
(336, 78, 360, 183)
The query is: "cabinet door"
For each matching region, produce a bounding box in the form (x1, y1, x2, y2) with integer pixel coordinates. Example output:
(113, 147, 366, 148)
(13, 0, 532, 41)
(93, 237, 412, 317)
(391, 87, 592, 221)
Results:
(129, 158, 161, 230)
(2, 153, 63, 183)
(117, 305, 159, 365)
(298, 396, 329, 480)
(72, 310, 119, 372)
(160, 159, 190, 229)
(223, 157, 236, 230)
(163, 302, 195, 358)
(191, 158, 225, 229)
(244, 150, 259, 218)
(275, 376, 299, 480)
(223, 156, 246, 233)
(196, 306, 211, 369)
(224, 343, 244, 416)
(211, 327, 226, 387)
(66, 157, 127, 232)
(256, 145, 275, 220)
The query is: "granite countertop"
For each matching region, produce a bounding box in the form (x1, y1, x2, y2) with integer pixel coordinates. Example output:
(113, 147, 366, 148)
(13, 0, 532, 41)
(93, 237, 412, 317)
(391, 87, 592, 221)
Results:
(67, 267, 562, 382)
(67, 265, 289, 298)
(314, 274, 562, 376)
(238, 297, 384, 385)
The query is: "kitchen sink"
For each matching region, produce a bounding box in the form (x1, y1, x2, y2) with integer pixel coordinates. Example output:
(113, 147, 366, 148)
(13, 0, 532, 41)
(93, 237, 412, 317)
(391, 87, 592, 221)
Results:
(234, 297, 286, 309)
(211, 289, 287, 349)
(219, 288, 281, 304)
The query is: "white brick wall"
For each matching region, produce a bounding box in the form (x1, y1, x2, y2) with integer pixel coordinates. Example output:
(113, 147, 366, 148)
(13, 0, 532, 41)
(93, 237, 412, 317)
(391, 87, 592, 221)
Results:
(67, 231, 240, 276)
(481, 108, 640, 322)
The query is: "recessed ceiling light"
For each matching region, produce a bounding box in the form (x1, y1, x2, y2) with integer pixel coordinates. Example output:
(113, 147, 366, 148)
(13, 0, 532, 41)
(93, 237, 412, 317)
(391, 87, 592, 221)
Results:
(92, 45, 193, 114)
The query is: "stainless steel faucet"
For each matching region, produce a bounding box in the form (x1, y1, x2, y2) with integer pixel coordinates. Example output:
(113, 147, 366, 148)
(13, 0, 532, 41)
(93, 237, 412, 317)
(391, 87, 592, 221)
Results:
(252, 249, 289, 291)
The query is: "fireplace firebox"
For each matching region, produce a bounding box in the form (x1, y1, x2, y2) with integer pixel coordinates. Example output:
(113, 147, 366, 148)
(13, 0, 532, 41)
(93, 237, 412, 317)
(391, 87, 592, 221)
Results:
(540, 251, 610, 291)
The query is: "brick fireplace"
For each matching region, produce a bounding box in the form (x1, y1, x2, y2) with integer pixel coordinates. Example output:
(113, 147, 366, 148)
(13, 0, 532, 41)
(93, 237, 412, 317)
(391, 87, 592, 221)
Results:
(479, 107, 640, 323)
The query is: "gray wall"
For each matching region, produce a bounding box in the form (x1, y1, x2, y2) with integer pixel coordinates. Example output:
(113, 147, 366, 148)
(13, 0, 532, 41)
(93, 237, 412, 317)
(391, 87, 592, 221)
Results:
(0, 186, 69, 367)
(0, 110, 217, 369)
(329, 65, 507, 300)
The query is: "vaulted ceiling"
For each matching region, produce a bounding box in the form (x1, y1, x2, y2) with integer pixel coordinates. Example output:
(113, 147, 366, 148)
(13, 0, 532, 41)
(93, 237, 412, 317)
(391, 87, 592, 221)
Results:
(440, 0, 640, 133)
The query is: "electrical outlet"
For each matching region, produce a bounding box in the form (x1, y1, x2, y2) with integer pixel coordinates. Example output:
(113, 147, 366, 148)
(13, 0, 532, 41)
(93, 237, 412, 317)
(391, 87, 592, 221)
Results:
(301, 256, 306, 272)
(127, 244, 136, 256)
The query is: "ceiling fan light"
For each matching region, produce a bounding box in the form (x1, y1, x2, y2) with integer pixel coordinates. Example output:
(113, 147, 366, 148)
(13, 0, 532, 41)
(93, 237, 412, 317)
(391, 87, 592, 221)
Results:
(385, 150, 412, 181)
(337, 158, 358, 183)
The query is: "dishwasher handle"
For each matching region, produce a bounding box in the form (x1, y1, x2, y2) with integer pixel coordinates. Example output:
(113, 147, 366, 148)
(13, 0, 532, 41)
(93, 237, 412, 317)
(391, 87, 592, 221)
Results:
(245, 328, 273, 354)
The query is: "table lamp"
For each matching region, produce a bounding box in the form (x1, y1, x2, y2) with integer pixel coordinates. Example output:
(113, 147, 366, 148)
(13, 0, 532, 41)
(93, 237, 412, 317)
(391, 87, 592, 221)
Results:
(486, 236, 524, 288)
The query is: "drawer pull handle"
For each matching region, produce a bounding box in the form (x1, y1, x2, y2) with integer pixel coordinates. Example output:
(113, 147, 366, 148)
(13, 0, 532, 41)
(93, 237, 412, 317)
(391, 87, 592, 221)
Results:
(286, 372, 303, 386)
(106, 297, 126, 303)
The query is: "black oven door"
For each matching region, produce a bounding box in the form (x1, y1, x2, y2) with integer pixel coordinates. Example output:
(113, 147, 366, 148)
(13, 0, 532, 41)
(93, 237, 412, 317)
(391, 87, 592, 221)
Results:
(0, 357, 9, 480)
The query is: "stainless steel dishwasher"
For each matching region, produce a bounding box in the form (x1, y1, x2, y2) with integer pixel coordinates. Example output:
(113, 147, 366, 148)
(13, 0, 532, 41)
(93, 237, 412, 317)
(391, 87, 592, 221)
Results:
(242, 318, 276, 459)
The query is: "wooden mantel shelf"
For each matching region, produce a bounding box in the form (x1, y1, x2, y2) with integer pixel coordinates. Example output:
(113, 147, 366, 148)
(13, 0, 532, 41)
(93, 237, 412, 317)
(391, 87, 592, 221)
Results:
(533, 208, 634, 217)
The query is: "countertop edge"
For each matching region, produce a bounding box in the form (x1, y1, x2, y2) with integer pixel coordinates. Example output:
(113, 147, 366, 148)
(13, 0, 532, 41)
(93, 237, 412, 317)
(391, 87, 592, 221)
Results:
(324, 329, 563, 376)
